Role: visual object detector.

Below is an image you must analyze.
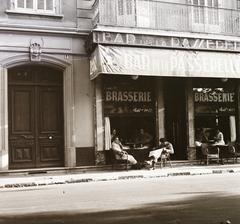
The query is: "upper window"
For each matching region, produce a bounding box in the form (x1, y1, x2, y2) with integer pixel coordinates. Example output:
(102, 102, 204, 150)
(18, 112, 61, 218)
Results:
(192, 0, 219, 7)
(237, 0, 240, 9)
(15, 0, 55, 13)
(6, 0, 63, 15)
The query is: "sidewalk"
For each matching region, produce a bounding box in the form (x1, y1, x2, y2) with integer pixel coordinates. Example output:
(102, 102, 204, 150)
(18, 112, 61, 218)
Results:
(1, 162, 240, 188)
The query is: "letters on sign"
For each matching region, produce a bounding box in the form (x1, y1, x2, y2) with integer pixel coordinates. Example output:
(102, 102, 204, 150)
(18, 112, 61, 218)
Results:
(194, 92, 234, 103)
(94, 32, 240, 52)
(105, 91, 152, 102)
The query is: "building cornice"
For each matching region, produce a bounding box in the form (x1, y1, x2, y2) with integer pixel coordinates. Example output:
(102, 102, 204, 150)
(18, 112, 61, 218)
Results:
(0, 23, 92, 36)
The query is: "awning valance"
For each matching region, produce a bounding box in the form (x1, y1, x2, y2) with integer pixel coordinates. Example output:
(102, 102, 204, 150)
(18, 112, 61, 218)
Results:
(90, 45, 240, 80)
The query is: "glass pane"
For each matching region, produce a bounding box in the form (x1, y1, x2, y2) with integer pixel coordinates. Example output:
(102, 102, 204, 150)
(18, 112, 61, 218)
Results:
(208, 0, 212, 7)
(126, 0, 132, 15)
(118, 0, 123, 15)
(193, 0, 198, 5)
(46, 0, 53, 10)
(200, 0, 204, 6)
(26, 0, 33, 8)
(214, 0, 219, 7)
(17, 0, 25, 8)
(38, 0, 45, 9)
(237, 0, 240, 9)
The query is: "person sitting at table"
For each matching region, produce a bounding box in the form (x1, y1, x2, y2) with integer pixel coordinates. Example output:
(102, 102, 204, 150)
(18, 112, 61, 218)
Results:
(111, 136, 137, 166)
(195, 127, 208, 147)
(144, 138, 174, 170)
(130, 129, 139, 143)
(135, 128, 153, 147)
(111, 129, 117, 142)
(213, 127, 225, 145)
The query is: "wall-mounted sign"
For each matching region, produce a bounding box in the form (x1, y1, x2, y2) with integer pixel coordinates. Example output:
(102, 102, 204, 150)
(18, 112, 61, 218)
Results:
(90, 45, 240, 80)
(105, 91, 152, 102)
(194, 92, 234, 103)
(91, 31, 240, 52)
(104, 88, 154, 115)
(194, 88, 235, 114)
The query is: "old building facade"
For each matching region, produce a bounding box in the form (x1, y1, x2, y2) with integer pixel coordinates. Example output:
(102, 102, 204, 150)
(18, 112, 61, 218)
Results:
(1, 0, 240, 171)
(0, 0, 95, 170)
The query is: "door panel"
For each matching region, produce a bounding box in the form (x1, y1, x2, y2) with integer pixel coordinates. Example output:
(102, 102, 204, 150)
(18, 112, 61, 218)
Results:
(9, 86, 36, 168)
(38, 86, 64, 166)
(8, 66, 64, 169)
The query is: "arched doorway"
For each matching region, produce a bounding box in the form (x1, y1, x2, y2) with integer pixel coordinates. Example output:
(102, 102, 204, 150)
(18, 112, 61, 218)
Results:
(8, 65, 64, 169)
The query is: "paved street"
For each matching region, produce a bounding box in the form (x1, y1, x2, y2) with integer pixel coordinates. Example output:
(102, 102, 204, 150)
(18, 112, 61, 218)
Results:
(0, 172, 240, 224)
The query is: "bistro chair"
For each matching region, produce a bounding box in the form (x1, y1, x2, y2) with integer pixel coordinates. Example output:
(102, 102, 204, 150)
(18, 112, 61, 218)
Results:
(200, 143, 220, 166)
(159, 152, 172, 169)
(110, 148, 129, 171)
(227, 142, 240, 164)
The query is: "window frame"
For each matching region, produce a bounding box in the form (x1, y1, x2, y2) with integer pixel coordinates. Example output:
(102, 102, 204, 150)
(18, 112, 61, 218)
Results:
(237, 0, 240, 9)
(13, 0, 56, 14)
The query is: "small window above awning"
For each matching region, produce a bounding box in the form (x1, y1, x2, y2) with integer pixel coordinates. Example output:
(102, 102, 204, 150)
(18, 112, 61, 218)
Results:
(90, 45, 240, 80)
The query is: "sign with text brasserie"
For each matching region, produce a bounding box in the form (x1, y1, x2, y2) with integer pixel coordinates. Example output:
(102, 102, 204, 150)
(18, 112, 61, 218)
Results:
(194, 89, 235, 114)
(104, 89, 154, 115)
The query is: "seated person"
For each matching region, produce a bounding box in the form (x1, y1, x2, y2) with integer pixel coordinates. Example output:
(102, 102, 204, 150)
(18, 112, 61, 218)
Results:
(135, 128, 153, 147)
(213, 127, 225, 145)
(145, 138, 174, 169)
(111, 136, 137, 165)
(111, 129, 117, 142)
(195, 127, 208, 147)
(130, 129, 139, 143)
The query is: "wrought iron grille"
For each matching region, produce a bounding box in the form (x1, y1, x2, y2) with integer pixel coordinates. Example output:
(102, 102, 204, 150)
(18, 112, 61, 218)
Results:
(92, 0, 240, 36)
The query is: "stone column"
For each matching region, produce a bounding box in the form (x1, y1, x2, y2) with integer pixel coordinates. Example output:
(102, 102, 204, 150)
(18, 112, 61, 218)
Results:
(186, 79, 196, 161)
(94, 75, 105, 165)
(156, 77, 165, 144)
(0, 65, 9, 171)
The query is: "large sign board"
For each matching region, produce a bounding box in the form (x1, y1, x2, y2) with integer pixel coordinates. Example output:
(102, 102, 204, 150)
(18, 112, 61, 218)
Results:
(92, 32, 240, 52)
(90, 45, 240, 80)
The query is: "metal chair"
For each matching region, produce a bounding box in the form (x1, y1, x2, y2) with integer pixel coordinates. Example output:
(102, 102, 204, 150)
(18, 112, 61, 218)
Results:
(110, 148, 129, 171)
(201, 143, 220, 166)
(227, 142, 240, 164)
(159, 152, 172, 168)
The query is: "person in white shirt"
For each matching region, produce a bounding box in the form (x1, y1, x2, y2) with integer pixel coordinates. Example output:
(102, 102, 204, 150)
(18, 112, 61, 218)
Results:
(213, 127, 225, 145)
(145, 138, 174, 169)
(111, 136, 137, 165)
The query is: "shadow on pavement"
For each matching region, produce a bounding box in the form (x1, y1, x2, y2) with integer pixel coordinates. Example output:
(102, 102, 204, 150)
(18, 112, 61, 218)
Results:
(0, 193, 239, 224)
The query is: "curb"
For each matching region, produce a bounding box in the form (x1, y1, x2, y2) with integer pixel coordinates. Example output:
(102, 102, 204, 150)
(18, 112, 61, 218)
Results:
(1, 167, 240, 188)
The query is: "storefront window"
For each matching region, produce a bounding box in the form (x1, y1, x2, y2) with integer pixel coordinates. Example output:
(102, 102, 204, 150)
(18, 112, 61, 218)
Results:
(102, 75, 156, 146)
(193, 78, 237, 144)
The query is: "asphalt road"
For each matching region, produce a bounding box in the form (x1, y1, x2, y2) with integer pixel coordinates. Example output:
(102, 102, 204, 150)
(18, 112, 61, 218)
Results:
(1, 173, 240, 224)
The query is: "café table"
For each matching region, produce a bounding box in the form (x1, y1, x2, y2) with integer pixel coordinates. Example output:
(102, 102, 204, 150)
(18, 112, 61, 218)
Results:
(196, 143, 229, 165)
(123, 144, 151, 162)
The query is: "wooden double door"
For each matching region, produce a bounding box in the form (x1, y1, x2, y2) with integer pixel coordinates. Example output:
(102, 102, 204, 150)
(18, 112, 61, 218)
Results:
(8, 66, 64, 169)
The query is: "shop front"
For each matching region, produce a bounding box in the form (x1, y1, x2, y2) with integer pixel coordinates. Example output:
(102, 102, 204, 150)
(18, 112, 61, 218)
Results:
(193, 78, 240, 160)
(99, 74, 188, 163)
(88, 32, 240, 164)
